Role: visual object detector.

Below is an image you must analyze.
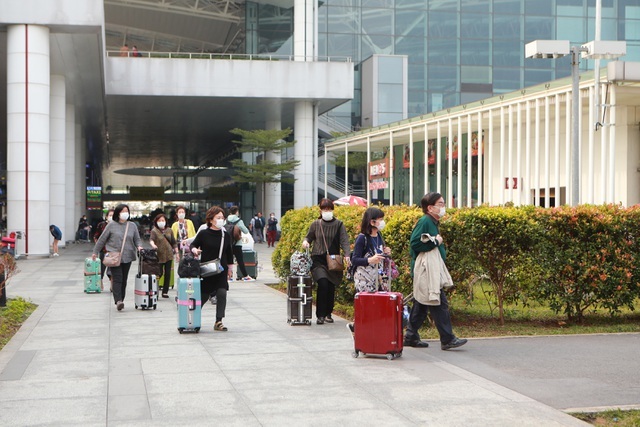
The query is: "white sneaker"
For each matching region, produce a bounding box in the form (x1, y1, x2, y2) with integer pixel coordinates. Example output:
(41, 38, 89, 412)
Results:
(53, 253, 59, 257)
(242, 276, 256, 282)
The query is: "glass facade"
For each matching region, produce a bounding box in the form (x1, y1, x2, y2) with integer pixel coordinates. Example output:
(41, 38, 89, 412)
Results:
(249, 0, 640, 128)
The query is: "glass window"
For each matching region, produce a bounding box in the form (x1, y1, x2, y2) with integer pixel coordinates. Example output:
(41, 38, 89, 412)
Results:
(461, 3, 490, 13)
(378, 56, 404, 83)
(362, 8, 393, 35)
(493, 67, 521, 92)
(589, 0, 615, 18)
(378, 83, 404, 112)
(428, 65, 457, 93)
(428, 39, 457, 65)
(428, 12, 458, 38)
(361, 35, 394, 59)
(461, 40, 490, 65)
(461, 66, 492, 84)
(525, 0, 553, 15)
(557, 16, 584, 42)
(429, 0, 458, 12)
(327, 6, 358, 33)
(395, 9, 426, 35)
(493, 14, 521, 39)
(493, 0, 522, 15)
(327, 33, 357, 59)
(461, 13, 490, 38)
(557, 0, 583, 16)
(378, 112, 404, 124)
(587, 18, 617, 40)
(524, 68, 555, 87)
(396, 36, 425, 63)
(362, 0, 393, 8)
(525, 16, 554, 40)
(493, 39, 521, 67)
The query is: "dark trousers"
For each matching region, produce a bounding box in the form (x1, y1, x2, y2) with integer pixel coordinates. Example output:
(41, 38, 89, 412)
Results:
(315, 278, 335, 318)
(201, 287, 227, 322)
(160, 259, 173, 295)
(99, 252, 107, 279)
(266, 230, 277, 247)
(110, 262, 132, 304)
(405, 291, 455, 344)
(233, 245, 248, 278)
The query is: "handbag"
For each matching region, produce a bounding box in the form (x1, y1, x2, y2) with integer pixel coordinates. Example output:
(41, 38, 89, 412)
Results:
(320, 221, 344, 272)
(178, 254, 200, 278)
(199, 231, 225, 278)
(240, 231, 254, 251)
(103, 222, 130, 268)
(290, 249, 312, 276)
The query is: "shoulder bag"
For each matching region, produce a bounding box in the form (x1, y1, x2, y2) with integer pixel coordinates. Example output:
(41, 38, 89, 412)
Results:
(200, 231, 225, 277)
(103, 222, 130, 268)
(320, 220, 344, 272)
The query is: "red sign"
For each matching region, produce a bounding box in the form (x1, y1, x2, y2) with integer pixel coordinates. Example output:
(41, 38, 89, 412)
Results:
(369, 181, 388, 190)
(369, 158, 389, 180)
(504, 178, 520, 189)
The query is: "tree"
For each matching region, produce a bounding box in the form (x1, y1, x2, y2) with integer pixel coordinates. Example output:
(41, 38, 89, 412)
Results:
(229, 128, 299, 185)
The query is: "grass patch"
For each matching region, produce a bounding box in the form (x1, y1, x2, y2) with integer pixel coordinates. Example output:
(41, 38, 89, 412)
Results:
(571, 409, 640, 426)
(0, 297, 37, 351)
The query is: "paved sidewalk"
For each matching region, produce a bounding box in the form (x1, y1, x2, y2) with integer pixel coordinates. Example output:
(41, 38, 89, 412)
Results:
(0, 241, 587, 426)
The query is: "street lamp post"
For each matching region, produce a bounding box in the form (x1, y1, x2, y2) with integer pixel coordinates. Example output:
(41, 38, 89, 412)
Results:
(525, 40, 626, 206)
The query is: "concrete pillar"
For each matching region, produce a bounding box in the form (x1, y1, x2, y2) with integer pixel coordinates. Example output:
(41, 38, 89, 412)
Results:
(293, 0, 315, 61)
(50, 75, 66, 247)
(265, 106, 282, 221)
(7, 24, 51, 256)
(75, 124, 83, 222)
(294, 101, 316, 208)
(65, 104, 76, 243)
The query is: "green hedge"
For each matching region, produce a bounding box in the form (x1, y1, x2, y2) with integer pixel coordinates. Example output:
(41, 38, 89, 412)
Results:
(272, 204, 640, 322)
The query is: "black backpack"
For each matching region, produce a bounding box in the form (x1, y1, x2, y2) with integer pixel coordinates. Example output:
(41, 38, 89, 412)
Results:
(178, 254, 201, 278)
(225, 219, 242, 243)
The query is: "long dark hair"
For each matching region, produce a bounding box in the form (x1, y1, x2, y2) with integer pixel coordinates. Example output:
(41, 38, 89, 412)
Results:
(421, 192, 443, 214)
(113, 204, 130, 222)
(359, 207, 384, 236)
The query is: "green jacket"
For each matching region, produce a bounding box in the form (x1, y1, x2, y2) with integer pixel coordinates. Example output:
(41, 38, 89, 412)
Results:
(410, 214, 446, 277)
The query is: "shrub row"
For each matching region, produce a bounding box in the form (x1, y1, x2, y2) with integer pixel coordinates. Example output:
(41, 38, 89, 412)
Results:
(272, 204, 640, 323)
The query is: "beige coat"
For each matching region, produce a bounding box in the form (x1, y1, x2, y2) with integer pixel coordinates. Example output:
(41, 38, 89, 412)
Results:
(413, 248, 454, 306)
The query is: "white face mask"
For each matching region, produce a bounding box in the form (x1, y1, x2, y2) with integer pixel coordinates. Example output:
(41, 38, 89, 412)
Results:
(437, 207, 446, 218)
(157, 221, 166, 229)
(177, 213, 185, 220)
(120, 212, 129, 221)
(321, 211, 334, 221)
(215, 219, 225, 229)
(376, 219, 386, 231)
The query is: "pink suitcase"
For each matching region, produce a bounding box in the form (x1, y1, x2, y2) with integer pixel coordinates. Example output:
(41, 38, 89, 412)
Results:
(352, 291, 403, 360)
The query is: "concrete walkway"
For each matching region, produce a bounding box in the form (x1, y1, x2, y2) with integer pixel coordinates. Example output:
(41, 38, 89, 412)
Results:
(0, 240, 589, 426)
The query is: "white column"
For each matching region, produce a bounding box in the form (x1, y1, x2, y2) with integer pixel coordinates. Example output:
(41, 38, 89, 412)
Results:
(554, 94, 561, 207)
(534, 99, 540, 206)
(525, 102, 531, 205)
(65, 104, 76, 243)
(293, 101, 315, 208)
(477, 112, 483, 205)
(293, 0, 315, 61)
(7, 25, 51, 256)
(499, 107, 505, 204)
(264, 107, 282, 221)
(608, 85, 617, 203)
(587, 86, 595, 204)
(544, 97, 550, 208)
(516, 104, 522, 206)
(50, 75, 66, 247)
(409, 126, 413, 204)
(466, 115, 472, 207)
(75, 124, 84, 220)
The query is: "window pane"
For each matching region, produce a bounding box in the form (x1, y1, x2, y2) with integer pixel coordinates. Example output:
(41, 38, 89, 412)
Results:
(493, 14, 521, 39)
(378, 56, 403, 83)
(327, 6, 357, 33)
(525, 16, 554, 40)
(362, 8, 393, 35)
(557, 16, 584, 42)
(428, 12, 458, 38)
(526, 0, 553, 15)
(493, 39, 521, 67)
(362, 35, 393, 59)
(395, 9, 426, 36)
(428, 39, 457, 65)
(461, 13, 490, 38)
(461, 40, 490, 65)
(494, 0, 522, 15)
(379, 83, 404, 112)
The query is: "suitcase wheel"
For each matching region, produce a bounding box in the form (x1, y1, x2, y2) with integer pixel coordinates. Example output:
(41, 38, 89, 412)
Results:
(195, 327, 200, 333)
(135, 305, 138, 309)
(351, 351, 359, 358)
(178, 328, 184, 334)
(153, 305, 157, 310)
(305, 320, 311, 325)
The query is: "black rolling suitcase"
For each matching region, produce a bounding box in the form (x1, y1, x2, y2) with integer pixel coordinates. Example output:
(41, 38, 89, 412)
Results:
(287, 275, 313, 325)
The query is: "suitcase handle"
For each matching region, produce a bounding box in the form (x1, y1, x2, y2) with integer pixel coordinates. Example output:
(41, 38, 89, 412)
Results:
(188, 297, 196, 310)
(301, 294, 307, 305)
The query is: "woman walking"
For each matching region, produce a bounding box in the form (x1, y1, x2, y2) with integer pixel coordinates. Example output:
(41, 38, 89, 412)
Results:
(92, 204, 142, 311)
(150, 213, 178, 298)
(190, 206, 235, 331)
(171, 206, 196, 252)
(302, 198, 350, 324)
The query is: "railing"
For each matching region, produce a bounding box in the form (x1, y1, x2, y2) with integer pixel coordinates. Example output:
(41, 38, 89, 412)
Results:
(318, 172, 366, 198)
(318, 114, 354, 134)
(106, 50, 352, 62)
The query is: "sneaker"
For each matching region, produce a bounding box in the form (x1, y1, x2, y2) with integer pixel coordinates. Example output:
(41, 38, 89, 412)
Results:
(346, 323, 355, 338)
(116, 301, 124, 311)
(404, 339, 429, 348)
(242, 276, 255, 281)
(214, 321, 228, 331)
(162, 294, 169, 298)
(52, 253, 59, 257)
(209, 295, 217, 305)
(228, 277, 234, 282)
(324, 316, 334, 323)
(441, 337, 468, 351)
(316, 317, 325, 325)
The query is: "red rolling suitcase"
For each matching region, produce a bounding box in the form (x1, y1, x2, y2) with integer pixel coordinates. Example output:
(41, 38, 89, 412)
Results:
(352, 292, 403, 360)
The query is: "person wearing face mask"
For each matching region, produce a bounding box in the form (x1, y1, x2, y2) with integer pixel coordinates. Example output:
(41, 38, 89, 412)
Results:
(93, 209, 115, 291)
(150, 213, 178, 298)
(171, 206, 196, 253)
(92, 204, 143, 311)
(266, 213, 278, 247)
(403, 192, 467, 350)
(190, 206, 235, 332)
(345, 207, 393, 336)
(302, 198, 351, 325)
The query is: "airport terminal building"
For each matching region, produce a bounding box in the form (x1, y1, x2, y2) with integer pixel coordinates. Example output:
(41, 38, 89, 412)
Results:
(1, 0, 639, 255)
